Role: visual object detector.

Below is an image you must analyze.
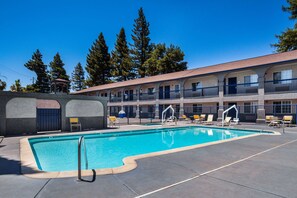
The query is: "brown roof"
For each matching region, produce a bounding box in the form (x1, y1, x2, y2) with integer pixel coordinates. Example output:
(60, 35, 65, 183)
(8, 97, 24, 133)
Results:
(74, 50, 297, 94)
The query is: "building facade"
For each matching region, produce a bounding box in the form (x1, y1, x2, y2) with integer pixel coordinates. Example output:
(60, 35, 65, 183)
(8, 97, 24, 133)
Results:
(75, 51, 297, 123)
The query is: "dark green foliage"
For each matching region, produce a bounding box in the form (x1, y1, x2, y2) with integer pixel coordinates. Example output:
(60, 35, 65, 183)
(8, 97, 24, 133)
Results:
(71, 62, 86, 91)
(0, 79, 6, 91)
(86, 32, 112, 86)
(23, 84, 36, 93)
(131, 7, 152, 77)
(111, 28, 135, 81)
(10, 79, 23, 92)
(49, 53, 70, 92)
(283, 0, 297, 21)
(24, 49, 50, 93)
(273, 0, 297, 52)
(49, 53, 69, 81)
(144, 44, 187, 76)
(273, 28, 297, 52)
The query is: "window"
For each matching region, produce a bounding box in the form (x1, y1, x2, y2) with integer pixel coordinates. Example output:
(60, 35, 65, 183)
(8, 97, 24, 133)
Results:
(104, 93, 107, 97)
(192, 82, 202, 91)
(148, 88, 154, 95)
(244, 102, 257, 114)
(193, 104, 202, 114)
(117, 91, 122, 98)
(244, 74, 258, 87)
(192, 83, 196, 91)
(273, 70, 292, 84)
(175, 85, 180, 93)
(273, 101, 291, 114)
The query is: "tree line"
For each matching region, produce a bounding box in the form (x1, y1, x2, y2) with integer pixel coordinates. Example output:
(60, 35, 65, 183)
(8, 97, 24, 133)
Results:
(0, 7, 187, 92)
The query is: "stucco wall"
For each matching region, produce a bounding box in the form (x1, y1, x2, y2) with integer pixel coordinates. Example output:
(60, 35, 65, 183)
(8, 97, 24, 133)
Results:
(6, 98, 36, 118)
(66, 100, 104, 117)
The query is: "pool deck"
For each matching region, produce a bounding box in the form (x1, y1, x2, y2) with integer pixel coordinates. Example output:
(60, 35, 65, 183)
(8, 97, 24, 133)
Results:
(1, 124, 297, 198)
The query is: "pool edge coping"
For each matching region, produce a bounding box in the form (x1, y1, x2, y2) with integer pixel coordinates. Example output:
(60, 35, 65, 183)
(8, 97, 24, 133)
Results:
(20, 126, 281, 179)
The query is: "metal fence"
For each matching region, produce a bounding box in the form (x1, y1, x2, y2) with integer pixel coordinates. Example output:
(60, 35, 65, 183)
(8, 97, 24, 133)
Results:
(108, 104, 297, 125)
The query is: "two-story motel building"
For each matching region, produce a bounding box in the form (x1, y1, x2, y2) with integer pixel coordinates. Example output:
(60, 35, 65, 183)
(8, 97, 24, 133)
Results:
(75, 50, 297, 123)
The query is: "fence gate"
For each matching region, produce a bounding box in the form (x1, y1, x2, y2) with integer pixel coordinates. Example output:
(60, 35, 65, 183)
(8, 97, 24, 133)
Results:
(37, 108, 61, 132)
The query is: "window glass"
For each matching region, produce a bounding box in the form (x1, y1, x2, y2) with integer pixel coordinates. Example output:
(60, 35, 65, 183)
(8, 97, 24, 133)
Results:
(175, 85, 180, 93)
(148, 88, 154, 95)
(273, 72, 281, 84)
(281, 70, 292, 84)
(273, 101, 282, 114)
(192, 83, 196, 91)
(282, 101, 292, 113)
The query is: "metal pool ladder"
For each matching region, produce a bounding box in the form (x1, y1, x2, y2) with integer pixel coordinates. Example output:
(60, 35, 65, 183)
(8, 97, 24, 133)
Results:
(78, 136, 88, 181)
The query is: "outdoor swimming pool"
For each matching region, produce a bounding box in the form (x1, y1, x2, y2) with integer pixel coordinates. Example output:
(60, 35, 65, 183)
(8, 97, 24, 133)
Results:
(29, 126, 265, 172)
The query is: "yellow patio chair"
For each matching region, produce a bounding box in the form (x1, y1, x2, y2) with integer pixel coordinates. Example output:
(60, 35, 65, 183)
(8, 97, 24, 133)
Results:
(109, 116, 118, 127)
(265, 115, 274, 123)
(217, 116, 232, 126)
(70, 118, 82, 132)
(283, 115, 293, 127)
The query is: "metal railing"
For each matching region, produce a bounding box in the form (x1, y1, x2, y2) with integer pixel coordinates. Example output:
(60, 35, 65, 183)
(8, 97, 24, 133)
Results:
(78, 136, 88, 181)
(139, 93, 156, 101)
(184, 86, 219, 98)
(109, 96, 122, 103)
(264, 78, 297, 93)
(224, 82, 258, 95)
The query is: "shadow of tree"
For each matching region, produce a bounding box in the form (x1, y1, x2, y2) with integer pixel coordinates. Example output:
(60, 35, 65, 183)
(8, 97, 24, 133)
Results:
(0, 156, 35, 175)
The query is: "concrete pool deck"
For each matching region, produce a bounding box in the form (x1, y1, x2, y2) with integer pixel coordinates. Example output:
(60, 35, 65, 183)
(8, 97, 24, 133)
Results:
(0, 124, 297, 197)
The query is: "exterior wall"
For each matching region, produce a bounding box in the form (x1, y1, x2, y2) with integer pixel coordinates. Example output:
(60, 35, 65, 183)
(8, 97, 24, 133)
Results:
(265, 63, 297, 81)
(0, 92, 108, 136)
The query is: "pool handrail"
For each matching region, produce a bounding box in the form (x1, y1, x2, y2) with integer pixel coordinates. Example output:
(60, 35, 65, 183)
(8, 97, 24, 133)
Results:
(78, 136, 88, 181)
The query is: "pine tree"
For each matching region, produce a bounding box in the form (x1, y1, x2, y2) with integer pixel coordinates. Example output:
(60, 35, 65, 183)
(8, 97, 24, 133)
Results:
(24, 49, 50, 93)
(111, 28, 135, 82)
(86, 32, 112, 86)
(160, 44, 187, 74)
(0, 79, 6, 91)
(273, 0, 297, 52)
(131, 7, 152, 77)
(10, 79, 23, 92)
(49, 53, 70, 92)
(144, 44, 166, 76)
(144, 44, 187, 76)
(71, 62, 86, 91)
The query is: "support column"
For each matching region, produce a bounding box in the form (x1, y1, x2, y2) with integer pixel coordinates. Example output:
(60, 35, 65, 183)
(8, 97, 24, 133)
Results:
(155, 83, 160, 119)
(135, 86, 141, 118)
(217, 74, 225, 122)
(179, 79, 185, 118)
(255, 68, 266, 123)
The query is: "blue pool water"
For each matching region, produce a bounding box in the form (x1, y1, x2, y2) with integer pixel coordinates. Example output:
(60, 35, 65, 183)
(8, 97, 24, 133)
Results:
(29, 126, 263, 172)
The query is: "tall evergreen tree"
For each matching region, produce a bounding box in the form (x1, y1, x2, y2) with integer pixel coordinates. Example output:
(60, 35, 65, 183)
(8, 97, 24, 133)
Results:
(273, 0, 297, 52)
(0, 79, 6, 91)
(86, 32, 112, 86)
(49, 53, 70, 92)
(24, 49, 50, 93)
(49, 53, 69, 81)
(10, 79, 23, 92)
(111, 28, 135, 82)
(131, 7, 152, 77)
(144, 44, 187, 76)
(71, 62, 86, 91)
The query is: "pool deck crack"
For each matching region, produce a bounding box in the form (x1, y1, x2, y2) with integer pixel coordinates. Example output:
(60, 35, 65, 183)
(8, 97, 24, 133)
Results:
(33, 178, 51, 198)
(113, 174, 139, 196)
(204, 175, 286, 198)
(134, 138, 297, 198)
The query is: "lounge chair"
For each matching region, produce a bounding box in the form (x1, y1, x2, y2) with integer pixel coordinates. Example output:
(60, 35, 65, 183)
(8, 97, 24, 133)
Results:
(0, 136, 4, 144)
(217, 116, 232, 126)
(202, 114, 214, 125)
(193, 115, 200, 123)
(200, 114, 206, 121)
(109, 116, 118, 127)
(283, 115, 293, 127)
(70, 118, 82, 132)
(180, 115, 190, 122)
(265, 115, 274, 124)
(268, 116, 281, 127)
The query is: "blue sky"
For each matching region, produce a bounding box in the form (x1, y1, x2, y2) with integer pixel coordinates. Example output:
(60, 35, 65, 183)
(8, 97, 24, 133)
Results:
(0, 0, 293, 88)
